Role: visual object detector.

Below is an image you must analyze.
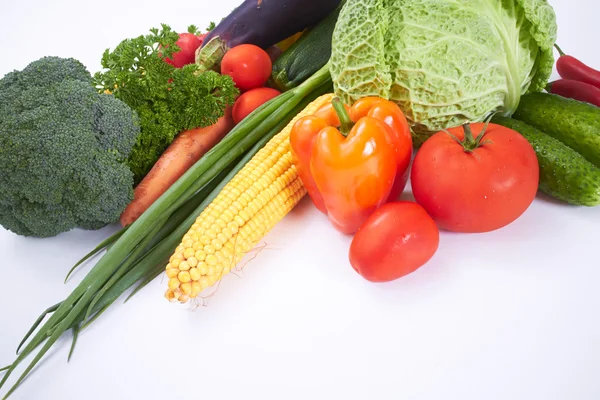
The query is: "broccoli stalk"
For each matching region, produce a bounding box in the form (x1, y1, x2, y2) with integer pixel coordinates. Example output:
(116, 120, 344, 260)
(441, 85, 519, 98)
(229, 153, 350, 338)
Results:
(0, 56, 140, 238)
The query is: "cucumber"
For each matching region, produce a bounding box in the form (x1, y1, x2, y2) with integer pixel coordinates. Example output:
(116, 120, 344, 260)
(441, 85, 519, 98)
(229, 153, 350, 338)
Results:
(270, 1, 344, 91)
(512, 92, 600, 167)
(492, 116, 600, 207)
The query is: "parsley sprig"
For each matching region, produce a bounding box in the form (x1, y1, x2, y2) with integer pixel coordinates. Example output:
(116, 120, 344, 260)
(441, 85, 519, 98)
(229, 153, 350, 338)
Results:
(93, 23, 238, 184)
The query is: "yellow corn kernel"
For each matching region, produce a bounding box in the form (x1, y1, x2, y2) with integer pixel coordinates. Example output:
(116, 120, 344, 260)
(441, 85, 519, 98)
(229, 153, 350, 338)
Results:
(178, 261, 190, 271)
(178, 271, 191, 283)
(178, 294, 190, 303)
(194, 250, 207, 261)
(205, 254, 218, 266)
(181, 282, 192, 295)
(183, 248, 195, 259)
(165, 290, 176, 302)
(189, 268, 201, 281)
(166, 268, 179, 279)
(197, 262, 208, 275)
(170, 257, 182, 267)
(190, 282, 202, 298)
(204, 244, 216, 255)
(163, 93, 334, 303)
(171, 288, 182, 300)
(207, 266, 216, 277)
(168, 278, 180, 290)
(199, 276, 210, 289)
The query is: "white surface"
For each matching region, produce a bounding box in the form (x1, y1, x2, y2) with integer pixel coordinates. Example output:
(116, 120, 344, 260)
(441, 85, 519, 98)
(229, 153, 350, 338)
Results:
(1, 1, 599, 399)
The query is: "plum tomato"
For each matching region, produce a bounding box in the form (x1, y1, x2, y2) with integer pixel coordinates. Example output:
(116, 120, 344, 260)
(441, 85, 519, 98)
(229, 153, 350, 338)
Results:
(349, 202, 440, 283)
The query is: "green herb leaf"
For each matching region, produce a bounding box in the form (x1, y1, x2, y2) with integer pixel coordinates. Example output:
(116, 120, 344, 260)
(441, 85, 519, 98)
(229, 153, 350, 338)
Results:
(92, 23, 238, 184)
(187, 24, 200, 35)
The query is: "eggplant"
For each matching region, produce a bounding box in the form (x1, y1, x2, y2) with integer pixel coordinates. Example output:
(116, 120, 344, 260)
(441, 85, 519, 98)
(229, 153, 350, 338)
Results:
(195, 0, 342, 71)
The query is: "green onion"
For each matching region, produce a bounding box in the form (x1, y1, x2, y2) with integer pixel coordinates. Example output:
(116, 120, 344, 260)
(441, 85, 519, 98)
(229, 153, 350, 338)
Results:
(0, 63, 332, 399)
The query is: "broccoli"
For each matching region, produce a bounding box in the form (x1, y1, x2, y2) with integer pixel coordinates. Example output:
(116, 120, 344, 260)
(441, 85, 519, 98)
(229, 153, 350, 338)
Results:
(0, 56, 141, 238)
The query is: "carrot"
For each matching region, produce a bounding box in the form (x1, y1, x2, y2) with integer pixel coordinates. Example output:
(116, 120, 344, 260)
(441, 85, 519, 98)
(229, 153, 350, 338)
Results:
(120, 107, 235, 227)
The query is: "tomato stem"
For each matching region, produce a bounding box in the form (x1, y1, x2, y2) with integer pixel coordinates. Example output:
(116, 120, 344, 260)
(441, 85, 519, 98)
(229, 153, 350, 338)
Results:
(462, 124, 477, 150)
(459, 122, 490, 153)
(332, 97, 353, 137)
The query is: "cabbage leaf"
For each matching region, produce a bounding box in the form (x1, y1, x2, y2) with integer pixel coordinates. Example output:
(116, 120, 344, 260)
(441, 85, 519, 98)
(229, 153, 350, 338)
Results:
(330, 0, 558, 145)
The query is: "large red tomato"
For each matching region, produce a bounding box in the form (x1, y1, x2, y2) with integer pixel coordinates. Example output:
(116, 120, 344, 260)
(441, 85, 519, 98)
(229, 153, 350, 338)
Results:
(410, 123, 539, 233)
(349, 202, 439, 282)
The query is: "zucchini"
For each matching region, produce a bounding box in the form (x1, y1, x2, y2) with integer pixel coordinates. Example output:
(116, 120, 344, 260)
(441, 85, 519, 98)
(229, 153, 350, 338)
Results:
(512, 92, 600, 167)
(270, 1, 344, 91)
(492, 116, 600, 207)
(196, 0, 343, 72)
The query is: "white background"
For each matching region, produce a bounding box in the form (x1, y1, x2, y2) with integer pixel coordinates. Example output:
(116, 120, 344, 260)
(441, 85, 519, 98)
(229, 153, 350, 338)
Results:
(1, 1, 599, 399)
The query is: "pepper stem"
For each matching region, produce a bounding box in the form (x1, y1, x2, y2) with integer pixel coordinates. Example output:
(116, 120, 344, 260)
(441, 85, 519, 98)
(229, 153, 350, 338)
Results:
(331, 97, 353, 137)
(554, 43, 566, 57)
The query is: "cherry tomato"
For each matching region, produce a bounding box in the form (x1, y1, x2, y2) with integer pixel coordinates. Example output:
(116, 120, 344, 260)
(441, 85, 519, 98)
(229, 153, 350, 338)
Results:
(232, 87, 281, 124)
(410, 123, 539, 233)
(197, 33, 208, 43)
(221, 44, 272, 92)
(349, 202, 439, 283)
(163, 32, 203, 68)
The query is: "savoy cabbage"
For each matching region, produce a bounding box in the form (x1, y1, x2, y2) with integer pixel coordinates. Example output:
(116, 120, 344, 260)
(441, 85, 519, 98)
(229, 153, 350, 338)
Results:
(329, 0, 558, 145)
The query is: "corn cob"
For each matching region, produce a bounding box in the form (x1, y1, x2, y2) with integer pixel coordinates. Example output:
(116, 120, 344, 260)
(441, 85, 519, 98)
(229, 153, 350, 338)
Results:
(164, 93, 334, 303)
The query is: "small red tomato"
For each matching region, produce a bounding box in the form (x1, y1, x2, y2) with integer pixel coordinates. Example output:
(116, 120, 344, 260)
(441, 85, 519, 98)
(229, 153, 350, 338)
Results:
(349, 202, 439, 283)
(197, 33, 208, 43)
(221, 44, 272, 92)
(410, 123, 539, 233)
(164, 32, 203, 68)
(232, 87, 281, 124)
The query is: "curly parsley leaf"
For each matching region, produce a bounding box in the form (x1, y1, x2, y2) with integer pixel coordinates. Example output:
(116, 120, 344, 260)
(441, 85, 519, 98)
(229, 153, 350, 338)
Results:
(92, 23, 238, 184)
(187, 25, 200, 35)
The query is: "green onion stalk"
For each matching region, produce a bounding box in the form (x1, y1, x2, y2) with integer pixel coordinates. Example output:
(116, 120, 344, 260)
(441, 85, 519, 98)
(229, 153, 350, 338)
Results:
(0, 63, 333, 399)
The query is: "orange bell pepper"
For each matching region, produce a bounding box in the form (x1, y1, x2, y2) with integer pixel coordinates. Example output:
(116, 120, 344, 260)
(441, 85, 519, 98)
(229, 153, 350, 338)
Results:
(290, 96, 413, 234)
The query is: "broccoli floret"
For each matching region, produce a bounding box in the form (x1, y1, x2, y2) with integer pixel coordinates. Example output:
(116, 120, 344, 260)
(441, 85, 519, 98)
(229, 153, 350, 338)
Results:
(0, 56, 140, 238)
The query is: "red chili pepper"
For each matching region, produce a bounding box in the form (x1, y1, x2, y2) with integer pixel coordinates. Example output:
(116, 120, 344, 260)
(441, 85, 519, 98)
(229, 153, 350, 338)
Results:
(555, 44, 600, 90)
(546, 79, 600, 107)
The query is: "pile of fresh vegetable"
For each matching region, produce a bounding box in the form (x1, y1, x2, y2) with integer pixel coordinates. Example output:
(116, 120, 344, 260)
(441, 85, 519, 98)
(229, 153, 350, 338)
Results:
(1, 0, 600, 397)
